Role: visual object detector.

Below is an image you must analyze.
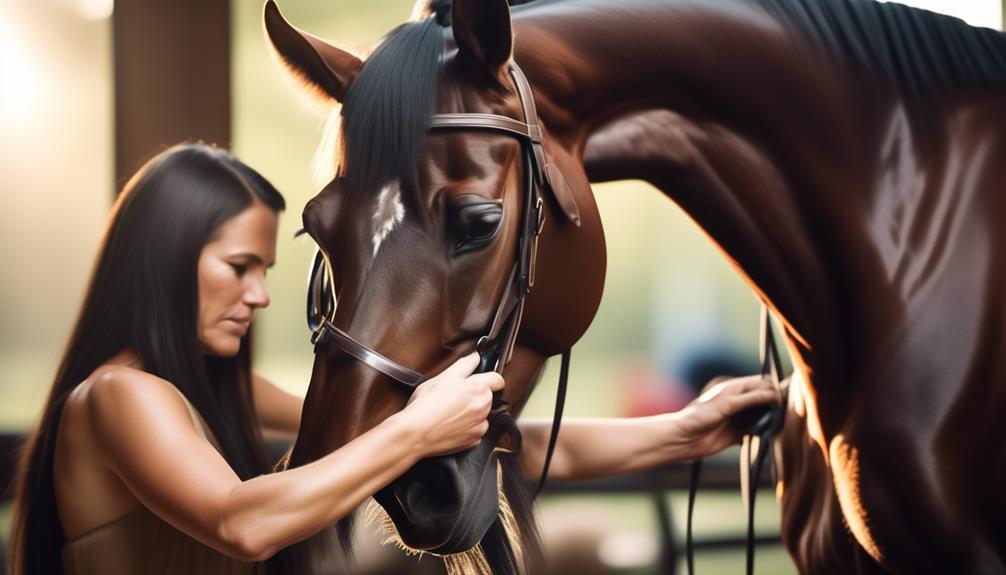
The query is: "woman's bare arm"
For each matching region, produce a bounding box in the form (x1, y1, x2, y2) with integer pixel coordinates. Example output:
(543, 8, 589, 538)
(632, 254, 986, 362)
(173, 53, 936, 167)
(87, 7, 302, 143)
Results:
(86, 354, 501, 561)
(518, 375, 780, 482)
(251, 373, 303, 436)
(518, 415, 692, 481)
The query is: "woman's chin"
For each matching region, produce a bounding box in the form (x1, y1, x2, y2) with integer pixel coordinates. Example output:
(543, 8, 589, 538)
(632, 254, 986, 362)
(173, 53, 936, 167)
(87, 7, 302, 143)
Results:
(200, 335, 242, 358)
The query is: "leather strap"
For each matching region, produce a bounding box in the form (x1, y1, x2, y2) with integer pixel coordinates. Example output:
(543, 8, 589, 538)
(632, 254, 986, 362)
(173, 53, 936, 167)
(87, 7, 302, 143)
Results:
(312, 318, 427, 388)
(686, 458, 702, 575)
(686, 303, 786, 575)
(509, 65, 550, 190)
(427, 113, 542, 141)
(739, 305, 785, 575)
(535, 348, 570, 496)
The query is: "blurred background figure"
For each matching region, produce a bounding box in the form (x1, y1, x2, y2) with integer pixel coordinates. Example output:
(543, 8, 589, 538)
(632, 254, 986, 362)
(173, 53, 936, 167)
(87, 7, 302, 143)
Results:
(1, 0, 1002, 573)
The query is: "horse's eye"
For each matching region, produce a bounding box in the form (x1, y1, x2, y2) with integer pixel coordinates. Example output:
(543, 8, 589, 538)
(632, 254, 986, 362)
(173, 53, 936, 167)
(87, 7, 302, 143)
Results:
(467, 211, 502, 240)
(453, 196, 503, 255)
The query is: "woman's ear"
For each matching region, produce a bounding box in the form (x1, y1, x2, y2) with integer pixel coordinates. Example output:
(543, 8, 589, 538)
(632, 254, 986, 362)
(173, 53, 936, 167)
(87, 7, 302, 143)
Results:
(263, 0, 363, 102)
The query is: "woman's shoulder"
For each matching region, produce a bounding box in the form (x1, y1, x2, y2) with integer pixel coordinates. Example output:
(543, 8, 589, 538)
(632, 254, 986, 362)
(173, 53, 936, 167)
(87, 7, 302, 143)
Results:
(66, 365, 193, 444)
(70, 364, 175, 409)
(56, 365, 196, 537)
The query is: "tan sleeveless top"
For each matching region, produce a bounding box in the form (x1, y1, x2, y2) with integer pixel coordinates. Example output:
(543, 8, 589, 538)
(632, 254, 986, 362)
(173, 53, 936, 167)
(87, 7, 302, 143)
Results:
(61, 390, 260, 575)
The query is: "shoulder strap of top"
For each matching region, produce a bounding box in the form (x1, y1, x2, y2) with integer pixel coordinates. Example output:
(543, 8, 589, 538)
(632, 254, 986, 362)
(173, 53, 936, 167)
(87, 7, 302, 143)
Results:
(168, 387, 222, 451)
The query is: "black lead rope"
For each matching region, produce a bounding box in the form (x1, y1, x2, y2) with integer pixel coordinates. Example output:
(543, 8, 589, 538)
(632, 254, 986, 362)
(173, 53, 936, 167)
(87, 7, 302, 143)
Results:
(686, 458, 702, 575)
(743, 305, 784, 574)
(535, 348, 571, 496)
(687, 304, 785, 575)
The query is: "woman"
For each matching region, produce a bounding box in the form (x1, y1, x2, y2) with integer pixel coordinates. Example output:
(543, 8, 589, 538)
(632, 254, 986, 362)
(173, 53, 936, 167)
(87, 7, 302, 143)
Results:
(9, 143, 778, 575)
(9, 143, 503, 575)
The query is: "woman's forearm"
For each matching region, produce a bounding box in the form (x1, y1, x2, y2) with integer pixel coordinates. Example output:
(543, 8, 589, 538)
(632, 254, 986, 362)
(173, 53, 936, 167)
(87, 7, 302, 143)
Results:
(218, 411, 421, 560)
(90, 356, 501, 563)
(518, 414, 696, 482)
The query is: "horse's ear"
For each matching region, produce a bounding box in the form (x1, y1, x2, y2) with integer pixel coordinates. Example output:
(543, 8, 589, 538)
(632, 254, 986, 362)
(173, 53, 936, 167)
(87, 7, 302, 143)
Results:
(451, 0, 513, 76)
(264, 0, 362, 103)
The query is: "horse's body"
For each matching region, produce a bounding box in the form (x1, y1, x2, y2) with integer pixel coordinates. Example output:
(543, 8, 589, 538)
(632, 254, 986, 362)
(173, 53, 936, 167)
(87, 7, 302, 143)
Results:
(267, 0, 1006, 572)
(532, 1, 1006, 572)
(555, 2, 1006, 571)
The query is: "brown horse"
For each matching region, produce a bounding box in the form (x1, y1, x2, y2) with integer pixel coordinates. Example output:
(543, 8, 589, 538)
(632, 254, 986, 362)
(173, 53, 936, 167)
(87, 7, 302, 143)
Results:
(265, 0, 1006, 573)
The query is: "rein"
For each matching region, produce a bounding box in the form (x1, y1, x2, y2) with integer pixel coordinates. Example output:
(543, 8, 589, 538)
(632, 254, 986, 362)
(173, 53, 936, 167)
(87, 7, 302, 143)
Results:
(686, 304, 787, 575)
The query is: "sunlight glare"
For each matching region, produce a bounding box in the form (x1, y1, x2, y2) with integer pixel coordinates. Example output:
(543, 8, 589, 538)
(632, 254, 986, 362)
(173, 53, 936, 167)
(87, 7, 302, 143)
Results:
(77, 0, 114, 21)
(0, 17, 43, 117)
(880, 0, 1002, 29)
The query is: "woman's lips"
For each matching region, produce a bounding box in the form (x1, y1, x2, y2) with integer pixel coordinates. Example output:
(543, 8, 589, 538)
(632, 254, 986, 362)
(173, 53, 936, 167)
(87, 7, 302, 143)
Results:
(224, 318, 251, 333)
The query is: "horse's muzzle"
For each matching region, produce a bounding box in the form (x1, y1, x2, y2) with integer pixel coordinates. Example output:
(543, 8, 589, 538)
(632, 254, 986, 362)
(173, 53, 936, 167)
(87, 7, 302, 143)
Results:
(372, 420, 515, 554)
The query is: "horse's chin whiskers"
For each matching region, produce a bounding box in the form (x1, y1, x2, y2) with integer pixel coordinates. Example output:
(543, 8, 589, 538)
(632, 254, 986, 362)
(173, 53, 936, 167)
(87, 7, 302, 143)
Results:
(363, 499, 413, 554)
(363, 464, 519, 575)
(364, 498, 494, 574)
(496, 462, 523, 565)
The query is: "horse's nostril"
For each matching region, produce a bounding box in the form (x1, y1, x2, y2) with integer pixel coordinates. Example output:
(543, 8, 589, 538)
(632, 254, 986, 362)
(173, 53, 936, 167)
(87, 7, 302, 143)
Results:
(404, 479, 458, 519)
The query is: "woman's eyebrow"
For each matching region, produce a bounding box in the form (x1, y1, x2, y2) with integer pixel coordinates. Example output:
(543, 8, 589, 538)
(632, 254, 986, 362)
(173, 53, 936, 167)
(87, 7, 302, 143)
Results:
(226, 252, 275, 268)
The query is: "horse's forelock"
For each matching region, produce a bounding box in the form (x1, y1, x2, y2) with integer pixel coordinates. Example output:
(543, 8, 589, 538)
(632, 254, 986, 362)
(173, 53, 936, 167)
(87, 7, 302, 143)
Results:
(334, 16, 444, 201)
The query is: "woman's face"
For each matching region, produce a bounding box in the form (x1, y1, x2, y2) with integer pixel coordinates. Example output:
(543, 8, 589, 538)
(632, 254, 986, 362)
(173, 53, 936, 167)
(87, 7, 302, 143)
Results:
(197, 201, 278, 357)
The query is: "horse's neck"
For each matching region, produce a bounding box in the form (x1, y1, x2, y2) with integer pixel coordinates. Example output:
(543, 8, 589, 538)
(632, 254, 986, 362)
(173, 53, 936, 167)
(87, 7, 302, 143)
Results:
(518, 0, 1006, 440)
(516, 0, 880, 371)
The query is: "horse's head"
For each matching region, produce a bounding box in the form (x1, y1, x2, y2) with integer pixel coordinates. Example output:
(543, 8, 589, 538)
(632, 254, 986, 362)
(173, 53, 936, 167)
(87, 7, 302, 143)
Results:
(266, 0, 604, 558)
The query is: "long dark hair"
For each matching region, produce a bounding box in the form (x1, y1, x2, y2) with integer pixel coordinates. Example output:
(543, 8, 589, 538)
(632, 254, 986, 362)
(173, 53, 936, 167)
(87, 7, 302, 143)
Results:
(9, 143, 285, 575)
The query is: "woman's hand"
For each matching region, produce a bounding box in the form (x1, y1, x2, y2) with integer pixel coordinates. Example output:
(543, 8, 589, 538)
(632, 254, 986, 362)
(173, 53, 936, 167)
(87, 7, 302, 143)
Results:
(676, 375, 782, 459)
(401, 352, 505, 458)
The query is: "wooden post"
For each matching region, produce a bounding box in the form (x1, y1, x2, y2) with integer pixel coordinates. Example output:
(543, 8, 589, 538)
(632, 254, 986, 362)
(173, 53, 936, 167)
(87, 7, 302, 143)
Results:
(113, 0, 230, 188)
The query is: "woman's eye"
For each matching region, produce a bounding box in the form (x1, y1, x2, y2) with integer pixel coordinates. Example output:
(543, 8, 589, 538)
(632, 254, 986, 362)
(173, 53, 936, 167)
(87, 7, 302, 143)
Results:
(229, 263, 248, 276)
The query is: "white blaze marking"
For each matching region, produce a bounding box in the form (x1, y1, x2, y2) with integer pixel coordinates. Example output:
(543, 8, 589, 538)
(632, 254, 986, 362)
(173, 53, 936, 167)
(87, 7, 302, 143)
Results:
(372, 181, 405, 258)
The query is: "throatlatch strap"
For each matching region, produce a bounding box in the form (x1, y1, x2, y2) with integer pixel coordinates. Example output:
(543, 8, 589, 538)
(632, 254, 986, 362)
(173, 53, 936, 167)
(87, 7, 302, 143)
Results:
(535, 348, 571, 496)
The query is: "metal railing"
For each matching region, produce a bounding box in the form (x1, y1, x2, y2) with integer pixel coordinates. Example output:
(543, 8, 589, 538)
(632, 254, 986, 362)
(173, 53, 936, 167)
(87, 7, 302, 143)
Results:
(544, 455, 782, 574)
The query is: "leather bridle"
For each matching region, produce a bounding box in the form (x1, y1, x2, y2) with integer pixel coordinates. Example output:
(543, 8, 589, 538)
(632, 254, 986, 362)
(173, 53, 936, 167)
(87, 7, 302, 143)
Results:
(306, 62, 569, 494)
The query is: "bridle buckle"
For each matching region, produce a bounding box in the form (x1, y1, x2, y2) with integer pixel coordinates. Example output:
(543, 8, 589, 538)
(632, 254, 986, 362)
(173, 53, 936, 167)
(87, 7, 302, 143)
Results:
(310, 325, 330, 346)
(534, 195, 545, 235)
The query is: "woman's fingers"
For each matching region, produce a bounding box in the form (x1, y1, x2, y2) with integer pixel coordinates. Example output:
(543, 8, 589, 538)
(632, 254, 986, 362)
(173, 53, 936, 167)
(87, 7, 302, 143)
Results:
(703, 375, 775, 400)
(727, 389, 782, 415)
(436, 352, 481, 379)
(468, 371, 505, 392)
(726, 375, 773, 393)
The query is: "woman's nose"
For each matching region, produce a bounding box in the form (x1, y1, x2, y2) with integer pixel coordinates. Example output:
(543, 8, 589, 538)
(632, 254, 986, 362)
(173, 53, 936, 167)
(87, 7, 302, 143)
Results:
(244, 275, 271, 308)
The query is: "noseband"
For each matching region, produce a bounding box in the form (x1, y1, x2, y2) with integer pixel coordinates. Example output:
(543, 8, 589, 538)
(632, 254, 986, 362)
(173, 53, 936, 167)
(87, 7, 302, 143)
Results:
(306, 63, 569, 492)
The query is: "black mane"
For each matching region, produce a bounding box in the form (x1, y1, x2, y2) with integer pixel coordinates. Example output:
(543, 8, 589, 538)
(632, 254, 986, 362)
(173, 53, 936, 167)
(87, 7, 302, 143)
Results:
(338, 16, 445, 197)
(756, 0, 1006, 96)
